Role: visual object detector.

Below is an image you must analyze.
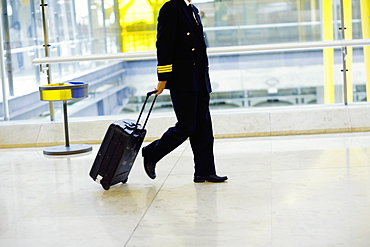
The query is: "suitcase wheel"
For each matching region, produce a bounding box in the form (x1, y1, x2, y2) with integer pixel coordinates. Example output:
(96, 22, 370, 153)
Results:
(122, 179, 128, 184)
(101, 181, 110, 190)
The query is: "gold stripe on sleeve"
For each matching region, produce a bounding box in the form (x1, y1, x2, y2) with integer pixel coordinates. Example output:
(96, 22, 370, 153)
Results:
(157, 65, 172, 73)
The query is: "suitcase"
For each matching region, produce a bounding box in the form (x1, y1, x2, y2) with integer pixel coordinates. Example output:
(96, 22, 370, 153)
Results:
(89, 90, 157, 190)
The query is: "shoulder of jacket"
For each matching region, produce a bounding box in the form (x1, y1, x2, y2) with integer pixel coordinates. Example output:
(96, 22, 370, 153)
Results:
(164, 0, 178, 7)
(160, 0, 181, 16)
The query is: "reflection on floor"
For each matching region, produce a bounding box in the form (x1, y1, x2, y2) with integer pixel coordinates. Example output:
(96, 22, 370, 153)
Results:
(1, 132, 370, 247)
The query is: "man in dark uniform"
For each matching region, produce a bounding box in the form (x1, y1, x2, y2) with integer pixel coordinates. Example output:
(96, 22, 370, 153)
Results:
(142, 0, 228, 183)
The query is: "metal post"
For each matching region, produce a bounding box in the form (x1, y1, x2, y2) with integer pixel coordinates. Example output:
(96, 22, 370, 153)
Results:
(87, 0, 95, 54)
(40, 0, 55, 121)
(70, 0, 79, 52)
(339, 0, 348, 105)
(297, 0, 306, 42)
(343, 0, 353, 103)
(0, 5, 10, 121)
(322, 0, 335, 104)
(1, 0, 14, 97)
(30, 0, 41, 85)
(101, 0, 108, 53)
(51, 1, 63, 78)
(114, 0, 122, 52)
(360, 0, 370, 102)
(62, 101, 70, 147)
(69, 0, 80, 73)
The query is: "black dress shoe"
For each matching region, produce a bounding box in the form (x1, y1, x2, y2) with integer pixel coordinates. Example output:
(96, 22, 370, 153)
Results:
(193, 174, 228, 183)
(142, 147, 156, 179)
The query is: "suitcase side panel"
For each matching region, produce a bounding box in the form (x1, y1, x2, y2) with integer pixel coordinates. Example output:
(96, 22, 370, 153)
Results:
(89, 123, 116, 181)
(110, 129, 146, 185)
(99, 127, 126, 185)
(89, 120, 146, 188)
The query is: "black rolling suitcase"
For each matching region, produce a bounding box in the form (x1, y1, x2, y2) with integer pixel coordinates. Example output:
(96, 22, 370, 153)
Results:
(89, 90, 157, 190)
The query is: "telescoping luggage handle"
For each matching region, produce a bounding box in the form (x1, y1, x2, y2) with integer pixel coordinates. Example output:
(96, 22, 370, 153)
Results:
(134, 90, 158, 132)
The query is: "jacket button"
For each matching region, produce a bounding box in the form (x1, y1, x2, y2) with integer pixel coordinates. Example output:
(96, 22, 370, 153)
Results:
(193, 63, 196, 66)
(192, 48, 195, 51)
(187, 32, 190, 35)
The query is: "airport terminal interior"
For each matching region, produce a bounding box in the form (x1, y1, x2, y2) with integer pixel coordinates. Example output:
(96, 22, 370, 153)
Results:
(1, 0, 370, 246)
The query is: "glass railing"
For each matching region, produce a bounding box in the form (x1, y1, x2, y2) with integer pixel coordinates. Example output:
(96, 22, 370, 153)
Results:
(2, 39, 362, 121)
(1, 39, 370, 121)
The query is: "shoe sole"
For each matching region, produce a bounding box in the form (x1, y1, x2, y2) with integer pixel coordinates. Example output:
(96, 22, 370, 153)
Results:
(193, 179, 226, 183)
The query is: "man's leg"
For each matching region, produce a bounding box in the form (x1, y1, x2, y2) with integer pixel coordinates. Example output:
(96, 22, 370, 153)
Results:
(189, 91, 216, 176)
(144, 90, 199, 163)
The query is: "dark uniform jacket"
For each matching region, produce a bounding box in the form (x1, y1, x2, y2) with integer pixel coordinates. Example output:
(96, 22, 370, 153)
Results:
(156, 0, 212, 93)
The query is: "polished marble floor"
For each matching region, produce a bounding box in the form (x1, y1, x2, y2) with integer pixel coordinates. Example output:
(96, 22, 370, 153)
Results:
(1, 132, 370, 247)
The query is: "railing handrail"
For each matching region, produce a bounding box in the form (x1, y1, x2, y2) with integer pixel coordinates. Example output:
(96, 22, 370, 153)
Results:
(32, 39, 370, 64)
(203, 19, 362, 31)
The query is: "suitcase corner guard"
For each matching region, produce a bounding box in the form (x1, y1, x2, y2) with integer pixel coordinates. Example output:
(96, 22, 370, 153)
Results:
(95, 175, 103, 184)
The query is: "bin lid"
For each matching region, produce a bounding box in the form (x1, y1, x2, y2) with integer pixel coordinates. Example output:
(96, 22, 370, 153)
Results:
(39, 82, 88, 101)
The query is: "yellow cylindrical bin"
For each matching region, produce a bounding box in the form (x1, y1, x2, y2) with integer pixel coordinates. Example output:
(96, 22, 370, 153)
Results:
(39, 83, 72, 101)
(39, 82, 92, 155)
(39, 82, 88, 101)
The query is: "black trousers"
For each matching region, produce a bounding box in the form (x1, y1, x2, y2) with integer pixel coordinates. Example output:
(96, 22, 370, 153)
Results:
(145, 90, 216, 176)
